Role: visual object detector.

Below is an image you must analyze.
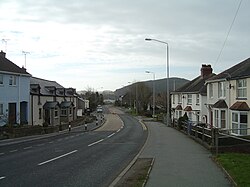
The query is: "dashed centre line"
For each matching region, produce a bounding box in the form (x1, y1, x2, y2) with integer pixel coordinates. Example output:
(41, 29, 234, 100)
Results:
(38, 150, 78, 166)
(23, 146, 32, 150)
(0, 176, 6, 180)
(0, 153, 5, 156)
(9, 150, 18, 153)
(107, 133, 115, 138)
(88, 139, 104, 147)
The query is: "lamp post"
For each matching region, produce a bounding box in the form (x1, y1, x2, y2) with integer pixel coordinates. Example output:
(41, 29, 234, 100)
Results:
(145, 38, 170, 126)
(145, 71, 155, 118)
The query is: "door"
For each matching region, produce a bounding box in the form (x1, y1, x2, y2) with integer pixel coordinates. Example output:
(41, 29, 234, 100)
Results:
(8, 103, 16, 125)
(44, 109, 50, 125)
(20, 101, 28, 124)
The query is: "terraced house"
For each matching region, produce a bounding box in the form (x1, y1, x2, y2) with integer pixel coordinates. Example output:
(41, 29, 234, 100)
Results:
(206, 58, 250, 135)
(30, 77, 77, 126)
(171, 64, 215, 125)
(0, 51, 31, 126)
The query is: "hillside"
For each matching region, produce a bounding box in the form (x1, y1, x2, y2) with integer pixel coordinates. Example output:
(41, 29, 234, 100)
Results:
(114, 77, 190, 97)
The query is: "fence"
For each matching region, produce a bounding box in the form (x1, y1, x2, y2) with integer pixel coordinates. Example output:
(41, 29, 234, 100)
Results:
(173, 120, 250, 155)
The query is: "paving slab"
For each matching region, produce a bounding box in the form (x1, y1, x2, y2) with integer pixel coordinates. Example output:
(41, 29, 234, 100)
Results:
(140, 121, 232, 187)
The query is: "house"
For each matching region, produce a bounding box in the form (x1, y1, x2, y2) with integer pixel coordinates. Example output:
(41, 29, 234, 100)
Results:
(30, 77, 77, 126)
(206, 58, 250, 135)
(171, 64, 215, 125)
(0, 51, 31, 126)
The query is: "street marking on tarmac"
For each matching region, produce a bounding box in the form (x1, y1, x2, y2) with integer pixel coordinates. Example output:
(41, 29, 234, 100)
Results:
(107, 133, 116, 138)
(38, 150, 78, 166)
(23, 146, 32, 150)
(88, 139, 104, 147)
(0, 153, 4, 156)
(9, 149, 18, 153)
(0, 176, 6, 180)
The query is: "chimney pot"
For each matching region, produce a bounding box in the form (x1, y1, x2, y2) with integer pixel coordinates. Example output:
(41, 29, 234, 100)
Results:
(0, 50, 6, 58)
(201, 64, 212, 78)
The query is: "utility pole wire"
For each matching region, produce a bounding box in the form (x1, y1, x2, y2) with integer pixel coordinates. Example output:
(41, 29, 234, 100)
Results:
(214, 0, 243, 67)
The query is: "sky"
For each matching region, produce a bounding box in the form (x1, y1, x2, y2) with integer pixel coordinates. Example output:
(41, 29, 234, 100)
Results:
(0, 0, 249, 91)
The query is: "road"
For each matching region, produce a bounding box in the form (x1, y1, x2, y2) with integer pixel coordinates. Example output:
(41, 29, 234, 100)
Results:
(0, 106, 147, 187)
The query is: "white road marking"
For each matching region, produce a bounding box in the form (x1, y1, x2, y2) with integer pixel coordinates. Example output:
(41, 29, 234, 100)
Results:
(107, 133, 116, 138)
(88, 139, 104, 147)
(23, 146, 32, 150)
(9, 149, 18, 153)
(0, 176, 6, 180)
(36, 143, 44, 146)
(0, 153, 5, 156)
(38, 150, 78, 166)
(117, 129, 121, 133)
(49, 141, 54, 144)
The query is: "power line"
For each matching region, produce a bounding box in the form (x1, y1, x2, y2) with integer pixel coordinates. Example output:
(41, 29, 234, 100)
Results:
(214, 0, 243, 67)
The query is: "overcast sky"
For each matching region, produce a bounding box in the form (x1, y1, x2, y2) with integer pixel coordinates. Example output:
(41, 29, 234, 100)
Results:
(1, 0, 249, 91)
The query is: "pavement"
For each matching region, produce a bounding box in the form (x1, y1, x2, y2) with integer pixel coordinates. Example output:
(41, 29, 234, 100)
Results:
(0, 115, 105, 146)
(139, 120, 232, 187)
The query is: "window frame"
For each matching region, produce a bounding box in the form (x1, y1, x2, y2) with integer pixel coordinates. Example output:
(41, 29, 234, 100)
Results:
(187, 94, 192, 105)
(9, 75, 17, 86)
(231, 111, 248, 136)
(209, 83, 213, 99)
(0, 74, 3, 85)
(236, 79, 247, 99)
(218, 81, 226, 99)
(0, 103, 3, 116)
(214, 109, 226, 129)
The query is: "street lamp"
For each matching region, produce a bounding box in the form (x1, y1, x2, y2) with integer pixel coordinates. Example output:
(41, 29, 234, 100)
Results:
(145, 71, 155, 118)
(145, 38, 170, 126)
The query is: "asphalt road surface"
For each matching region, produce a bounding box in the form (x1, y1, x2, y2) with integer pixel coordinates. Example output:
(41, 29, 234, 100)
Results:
(0, 106, 147, 187)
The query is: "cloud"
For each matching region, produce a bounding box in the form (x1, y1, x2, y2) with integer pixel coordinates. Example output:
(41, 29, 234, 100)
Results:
(1, 0, 250, 90)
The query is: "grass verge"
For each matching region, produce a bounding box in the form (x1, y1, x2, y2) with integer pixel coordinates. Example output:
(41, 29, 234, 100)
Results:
(216, 153, 250, 187)
(115, 158, 153, 187)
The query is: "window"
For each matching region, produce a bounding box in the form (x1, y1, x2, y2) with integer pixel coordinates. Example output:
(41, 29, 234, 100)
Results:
(237, 79, 247, 98)
(39, 108, 42, 119)
(69, 107, 72, 115)
(0, 104, 3, 116)
(9, 76, 16, 86)
(61, 109, 67, 116)
(218, 82, 226, 98)
(54, 108, 58, 118)
(232, 111, 248, 135)
(178, 94, 182, 104)
(187, 94, 192, 104)
(214, 109, 226, 128)
(209, 84, 213, 98)
(0, 74, 3, 85)
(175, 110, 182, 119)
(196, 94, 200, 105)
(172, 95, 175, 104)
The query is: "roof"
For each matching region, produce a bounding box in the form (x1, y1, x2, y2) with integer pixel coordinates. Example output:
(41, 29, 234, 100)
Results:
(43, 101, 59, 109)
(207, 58, 250, 82)
(212, 100, 228, 108)
(173, 73, 215, 95)
(60, 101, 74, 108)
(230, 101, 250, 111)
(184, 106, 192, 111)
(30, 77, 64, 96)
(175, 105, 182, 110)
(0, 51, 31, 76)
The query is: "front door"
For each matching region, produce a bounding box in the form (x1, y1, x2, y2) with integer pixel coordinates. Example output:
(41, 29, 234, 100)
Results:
(8, 103, 16, 125)
(44, 109, 50, 125)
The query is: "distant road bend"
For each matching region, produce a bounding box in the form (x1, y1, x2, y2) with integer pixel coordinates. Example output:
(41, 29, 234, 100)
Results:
(0, 106, 147, 187)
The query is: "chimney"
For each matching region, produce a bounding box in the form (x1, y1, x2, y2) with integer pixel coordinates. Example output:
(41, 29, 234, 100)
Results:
(201, 64, 212, 78)
(0, 50, 6, 58)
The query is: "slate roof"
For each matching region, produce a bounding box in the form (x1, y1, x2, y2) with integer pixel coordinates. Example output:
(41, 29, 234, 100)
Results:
(43, 101, 59, 109)
(30, 77, 64, 96)
(60, 101, 74, 108)
(212, 100, 228, 108)
(230, 101, 250, 111)
(207, 58, 250, 82)
(0, 51, 31, 76)
(173, 73, 215, 96)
